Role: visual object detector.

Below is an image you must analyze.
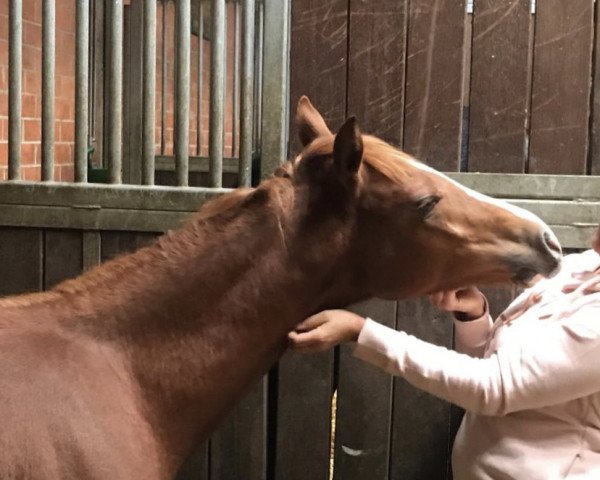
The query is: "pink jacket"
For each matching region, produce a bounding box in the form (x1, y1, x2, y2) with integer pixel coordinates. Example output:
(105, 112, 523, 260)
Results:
(353, 249, 600, 479)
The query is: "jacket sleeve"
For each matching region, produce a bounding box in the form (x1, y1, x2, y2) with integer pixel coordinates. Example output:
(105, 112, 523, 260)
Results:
(453, 298, 493, 358)
(352, 305, 600, 416)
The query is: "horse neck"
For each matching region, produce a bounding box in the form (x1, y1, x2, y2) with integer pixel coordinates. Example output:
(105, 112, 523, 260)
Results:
(59, 179, 362, 469)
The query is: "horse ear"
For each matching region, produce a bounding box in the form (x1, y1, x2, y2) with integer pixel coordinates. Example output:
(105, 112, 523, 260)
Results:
(296, 95, 332, 146)
(333, 116, 363, 174)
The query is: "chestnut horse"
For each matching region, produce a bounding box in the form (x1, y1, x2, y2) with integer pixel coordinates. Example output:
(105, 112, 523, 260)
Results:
(0, 97, 561, 479)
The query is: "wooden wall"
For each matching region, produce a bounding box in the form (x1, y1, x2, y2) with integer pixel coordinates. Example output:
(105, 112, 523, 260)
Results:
(287, 1, 597, 479)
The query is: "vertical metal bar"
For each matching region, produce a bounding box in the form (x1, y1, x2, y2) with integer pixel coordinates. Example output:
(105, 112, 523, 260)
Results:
(160, 0, 167, 155)
(210, 0, 226, 187)
(108, 0, 123, 184)
(253, 0, 263, 153)
(175, 0, 191, 186)
(75, 0, 89, 182)
(142, 0, 157, 185)
(42, 0, 55, 181)
(196, 0, 204, 156)
(239, 0, 255, 186)
(8, 0, 22, 180)
(260, 0, 290, 178)
(232, 2, 240, 158)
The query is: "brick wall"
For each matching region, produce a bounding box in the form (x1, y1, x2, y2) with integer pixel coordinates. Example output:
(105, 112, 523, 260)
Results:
(0, 0, 237, 182)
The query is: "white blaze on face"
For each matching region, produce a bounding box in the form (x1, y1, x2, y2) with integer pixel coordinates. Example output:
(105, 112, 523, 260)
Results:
(406, 158, 561, 248)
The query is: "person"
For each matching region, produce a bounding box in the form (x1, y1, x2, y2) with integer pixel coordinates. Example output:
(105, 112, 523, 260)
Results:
(288, 225, 600, 479)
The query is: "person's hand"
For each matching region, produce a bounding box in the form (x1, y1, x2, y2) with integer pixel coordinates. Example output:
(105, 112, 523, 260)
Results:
(428, 287, 486, 321)
(288, 310, 366, 354)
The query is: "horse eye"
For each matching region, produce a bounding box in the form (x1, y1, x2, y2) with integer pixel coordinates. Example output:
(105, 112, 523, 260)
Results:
(415, 195, 441, 217)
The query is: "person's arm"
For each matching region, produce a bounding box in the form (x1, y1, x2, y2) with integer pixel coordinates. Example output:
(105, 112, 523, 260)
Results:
(353, 305, 600, 416)
(290, 305, 600, 416)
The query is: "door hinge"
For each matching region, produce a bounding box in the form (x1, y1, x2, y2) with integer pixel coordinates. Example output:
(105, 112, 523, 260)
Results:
(466, 0, 474, 14)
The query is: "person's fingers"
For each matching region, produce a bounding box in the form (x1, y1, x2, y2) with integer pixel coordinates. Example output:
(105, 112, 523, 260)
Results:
(288, 327, 332, 350)
(294, 312, 328, 332)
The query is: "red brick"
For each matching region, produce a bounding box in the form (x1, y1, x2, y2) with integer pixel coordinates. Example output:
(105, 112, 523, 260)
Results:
(59, 164, 74, 182)
(22, 165, 41, 181)
(22, 93, 39, 118)
(0, 118, 7, 141)
(23, 21, 41, 46)
(0, 142, 7, 165)
(59, 120, 74, 142)
(23, 69, 41, 95)
(56, 98, 73, 120)
(23, 0, 42, 25)
(21, 142, 37, 165)
(56, 75, 74, 100)
(0, 14, 8, 40)
(56, 1, 75, 33)
(23, 118, 41, 141)
(56, 30, 75, 76)
(55, 143, 72, 165)
(0, 166, 6, 180)
(0, 39, 9, 65)
(0, 91, 6, 116)
(23, 44, 41, 72)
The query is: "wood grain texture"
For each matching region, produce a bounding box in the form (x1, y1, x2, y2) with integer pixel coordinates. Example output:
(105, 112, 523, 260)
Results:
(347, 0, 407, 146)
(334, 299, 396, 480)
(403, 0, 465, 170)
(210, 380, 267, 480)
(529, 0, 594, 174)
(288, 0, 348, 154)
(275, 351, 334, 480)
(0, 228, 43, 296)
(389, 299, 453, 480)
(44, 230, 83, 289)
(468, 0, 531, 173)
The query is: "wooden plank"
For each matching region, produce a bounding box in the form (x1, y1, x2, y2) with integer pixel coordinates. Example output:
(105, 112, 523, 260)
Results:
(389, 299, 453, 480)
(0, 182, 228, 212)
(468, 0, 531, 173)
(0, 204, 190, 233)
(101, 231, 157, 261)
(210, 379, 267, 480)
(334, 299, 396, 480)
(0, 228, 43, 296)
(275, 351, 333, 480)
(44, 230, 83, 289)
(123, 0, 144, 184)
(82, 232, 102, 270)
(288, 0, 348, 153)
(591, 0, 600, 176)
(528, 0, 594, 174)
(445, 173, 600, 200)
(346, 0, 406, 146)
(403, 0, 465, 170)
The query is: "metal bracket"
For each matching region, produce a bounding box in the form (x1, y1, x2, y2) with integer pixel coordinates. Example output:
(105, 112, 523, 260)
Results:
(466, 0, 474, 14)
(530, 0, 536, 14)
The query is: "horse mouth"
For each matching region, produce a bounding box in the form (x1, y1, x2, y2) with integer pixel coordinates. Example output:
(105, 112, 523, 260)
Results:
(512, 267, 539, 287)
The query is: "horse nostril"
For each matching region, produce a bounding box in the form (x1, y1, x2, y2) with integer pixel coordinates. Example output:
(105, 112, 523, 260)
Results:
(543, 231, 562, 256)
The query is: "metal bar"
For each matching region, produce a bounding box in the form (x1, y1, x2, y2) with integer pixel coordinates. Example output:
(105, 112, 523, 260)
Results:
(8, 0, 22, 180)
(239, 0, 255, 186)
(75, 0, 90, 182)
(196, 0, 204, 156)
(155, 154, 239, 173)
(108, 0, 124, 184)
(232, 1, 240, 158)
(160, 0, 167, 155)
(210, 0, 226, 187)
(142, 0, 157, 185)
(42, 0, 55, 181)
(260, 0, 290, 178)
(175, 0, 191, 186)
(253, 0, 263, 153)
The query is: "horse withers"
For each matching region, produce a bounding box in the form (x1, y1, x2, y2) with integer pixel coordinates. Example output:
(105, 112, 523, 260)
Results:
(0, 97, 561, 479)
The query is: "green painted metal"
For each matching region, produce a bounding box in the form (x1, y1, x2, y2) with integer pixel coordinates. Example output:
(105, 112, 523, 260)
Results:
(76, 0, 90, 183)
(175, 0, 191, 187)
(8, 0, 22, 180)
(42, 0, 55, 181)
